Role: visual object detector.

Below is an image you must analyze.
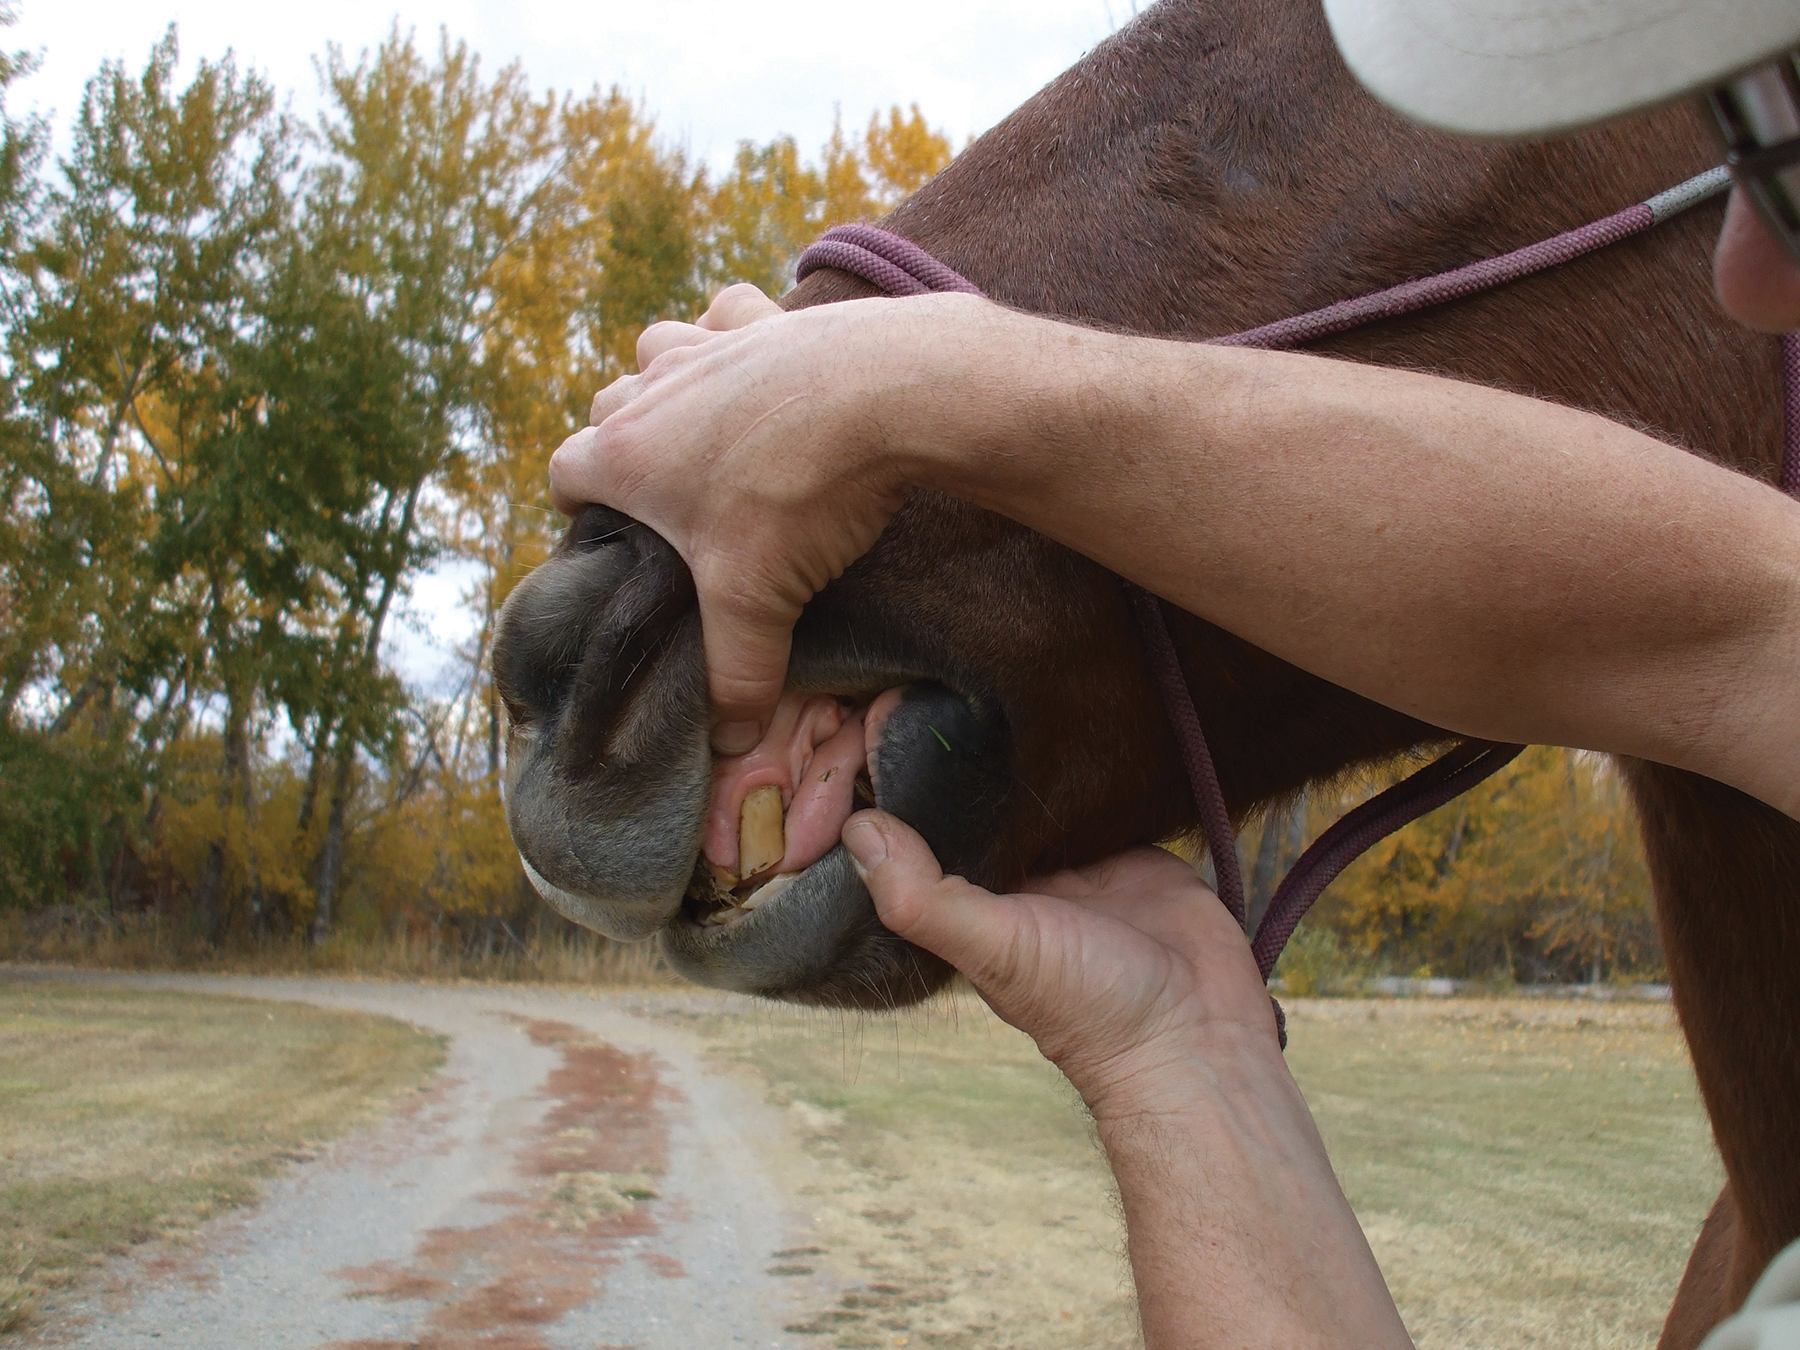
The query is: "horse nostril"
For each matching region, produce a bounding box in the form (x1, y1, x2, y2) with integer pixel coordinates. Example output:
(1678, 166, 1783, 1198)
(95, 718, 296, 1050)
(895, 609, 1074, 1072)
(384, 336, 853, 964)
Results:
(492, 604, 580, 725)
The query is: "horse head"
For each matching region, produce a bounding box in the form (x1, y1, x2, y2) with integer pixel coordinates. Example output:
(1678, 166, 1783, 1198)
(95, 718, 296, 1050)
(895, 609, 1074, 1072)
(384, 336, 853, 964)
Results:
(492, 0, 1777, 1009)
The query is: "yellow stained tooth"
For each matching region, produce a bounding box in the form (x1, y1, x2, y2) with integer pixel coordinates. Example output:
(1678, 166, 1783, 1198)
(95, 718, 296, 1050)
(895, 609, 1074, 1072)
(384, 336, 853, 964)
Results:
(738, 785, 786, 880)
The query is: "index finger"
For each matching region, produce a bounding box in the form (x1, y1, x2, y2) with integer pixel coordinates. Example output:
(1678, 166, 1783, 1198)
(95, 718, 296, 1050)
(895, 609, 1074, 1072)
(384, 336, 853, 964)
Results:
(695, 584, 797, 755)
(549, 425, 607, 517)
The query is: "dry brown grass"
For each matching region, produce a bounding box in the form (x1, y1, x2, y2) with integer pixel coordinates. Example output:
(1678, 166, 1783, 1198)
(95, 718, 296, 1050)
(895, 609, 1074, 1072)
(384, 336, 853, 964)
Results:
(662, 992, 1136, 1350)
(1287, 998, 1721, 1350)
(0, 979, 445, 1335)
(0, 909, 676, 986)
(671, 993, 1718, 1350)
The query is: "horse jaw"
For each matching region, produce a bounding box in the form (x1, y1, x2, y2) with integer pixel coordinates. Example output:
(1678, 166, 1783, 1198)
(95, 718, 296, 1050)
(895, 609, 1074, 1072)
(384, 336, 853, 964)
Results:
(495, 505, 1015, 1010)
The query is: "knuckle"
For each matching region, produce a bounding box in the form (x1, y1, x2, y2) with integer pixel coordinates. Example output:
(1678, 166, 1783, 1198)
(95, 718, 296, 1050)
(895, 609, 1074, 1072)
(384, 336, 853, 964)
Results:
(694, 554, 773, 619)
(706, 284, 777, 330)
(715, 282, 761, 309)
(590, 374, 638, 427)
(635, 320, 674, 363)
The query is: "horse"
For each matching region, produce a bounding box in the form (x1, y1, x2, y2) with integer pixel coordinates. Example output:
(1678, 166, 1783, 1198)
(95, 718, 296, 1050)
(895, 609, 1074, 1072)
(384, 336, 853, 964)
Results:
(489, 0, 1798, 1342)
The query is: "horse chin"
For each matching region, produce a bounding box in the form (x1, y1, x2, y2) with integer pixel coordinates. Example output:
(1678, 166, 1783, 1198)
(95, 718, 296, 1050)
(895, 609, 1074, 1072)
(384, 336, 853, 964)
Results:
(658, 846, 954, 1008)
(519, 854, 678, 943)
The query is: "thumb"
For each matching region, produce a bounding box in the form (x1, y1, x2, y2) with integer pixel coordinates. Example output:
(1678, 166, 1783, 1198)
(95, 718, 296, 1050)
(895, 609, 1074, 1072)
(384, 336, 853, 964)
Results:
(695, 583, 794, 755)
(843, 811, 1042, 997)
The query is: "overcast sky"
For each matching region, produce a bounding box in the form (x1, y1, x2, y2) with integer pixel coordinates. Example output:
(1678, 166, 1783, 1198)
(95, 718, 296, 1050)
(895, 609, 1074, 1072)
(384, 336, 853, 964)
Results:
(10, 0, 1121, 694)
(11, 0, 1121, 172)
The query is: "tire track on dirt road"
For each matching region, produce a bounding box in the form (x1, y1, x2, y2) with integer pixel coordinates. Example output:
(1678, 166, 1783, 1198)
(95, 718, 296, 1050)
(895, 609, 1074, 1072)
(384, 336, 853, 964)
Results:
(9, 972, 841, 1350)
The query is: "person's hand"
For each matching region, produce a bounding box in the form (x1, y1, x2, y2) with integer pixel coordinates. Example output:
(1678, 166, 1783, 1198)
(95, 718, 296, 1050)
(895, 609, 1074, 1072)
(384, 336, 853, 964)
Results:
(840, 808, 1283, 1120)
(548, 284, 987, 755)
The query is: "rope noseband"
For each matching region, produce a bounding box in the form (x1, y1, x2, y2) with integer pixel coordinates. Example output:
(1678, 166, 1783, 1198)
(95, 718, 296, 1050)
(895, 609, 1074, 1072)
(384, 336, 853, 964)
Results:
(796, 167, 1796, 1034)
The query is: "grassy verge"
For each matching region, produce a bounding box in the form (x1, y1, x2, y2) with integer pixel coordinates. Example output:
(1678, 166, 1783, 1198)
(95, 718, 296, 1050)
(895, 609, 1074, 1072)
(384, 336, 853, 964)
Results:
(0, 980, 445, 1334)
(674, 994, 1717, 1350)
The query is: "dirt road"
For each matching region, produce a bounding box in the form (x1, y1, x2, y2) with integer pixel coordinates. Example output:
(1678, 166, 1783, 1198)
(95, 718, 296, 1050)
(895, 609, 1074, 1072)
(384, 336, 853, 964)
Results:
(12, 972, 840, 1350)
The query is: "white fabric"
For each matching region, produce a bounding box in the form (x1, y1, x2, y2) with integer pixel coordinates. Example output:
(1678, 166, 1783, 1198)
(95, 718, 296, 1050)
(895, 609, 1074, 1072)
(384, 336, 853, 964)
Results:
(1321, 0, 1800, 136)
(1700, 1238, 1800, 1350)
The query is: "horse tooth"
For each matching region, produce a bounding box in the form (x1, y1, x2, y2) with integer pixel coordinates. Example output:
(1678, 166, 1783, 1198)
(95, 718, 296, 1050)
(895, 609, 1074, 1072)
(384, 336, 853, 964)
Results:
(740, 872, 798, 912)
(738, 785, 785, 880)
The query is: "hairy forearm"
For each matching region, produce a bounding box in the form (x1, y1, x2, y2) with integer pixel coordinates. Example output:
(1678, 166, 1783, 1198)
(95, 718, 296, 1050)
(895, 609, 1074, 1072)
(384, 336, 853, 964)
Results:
(897, 298, 1800, 817)
(1087, 1033, 1413, 1350)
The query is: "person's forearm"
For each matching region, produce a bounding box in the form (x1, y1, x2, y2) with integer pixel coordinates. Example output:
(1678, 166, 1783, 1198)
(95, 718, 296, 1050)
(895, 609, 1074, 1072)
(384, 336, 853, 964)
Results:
(1087, 1029, 1413, 1349)
(896, 298, 1800, 817)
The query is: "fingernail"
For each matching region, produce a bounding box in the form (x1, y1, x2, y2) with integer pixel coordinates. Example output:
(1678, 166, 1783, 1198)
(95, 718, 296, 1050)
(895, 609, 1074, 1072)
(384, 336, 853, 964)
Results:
(843, 819, 888, 872)
(712, 721, 762, 756)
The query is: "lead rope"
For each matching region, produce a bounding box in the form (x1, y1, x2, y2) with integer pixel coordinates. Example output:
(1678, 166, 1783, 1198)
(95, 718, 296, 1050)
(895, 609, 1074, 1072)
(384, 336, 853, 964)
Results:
(797, 165, 1797, 1045)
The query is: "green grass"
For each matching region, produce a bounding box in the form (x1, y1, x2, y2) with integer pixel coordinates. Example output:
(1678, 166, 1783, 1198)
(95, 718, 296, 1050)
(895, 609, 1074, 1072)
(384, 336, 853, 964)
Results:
(676, 994, 1718, 1350)
(0, 980, 445, 1334)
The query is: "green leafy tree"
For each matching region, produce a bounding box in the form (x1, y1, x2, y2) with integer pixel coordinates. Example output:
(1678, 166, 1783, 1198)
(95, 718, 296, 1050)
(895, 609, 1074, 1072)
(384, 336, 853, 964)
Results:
(296, 29, 559, 940)
(4, 30, 296, 921)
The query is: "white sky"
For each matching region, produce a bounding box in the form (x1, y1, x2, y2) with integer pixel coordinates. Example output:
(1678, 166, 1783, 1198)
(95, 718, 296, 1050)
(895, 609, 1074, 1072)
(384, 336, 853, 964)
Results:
(12, 0, 1122, 173)
(13, 0, 1121, 696)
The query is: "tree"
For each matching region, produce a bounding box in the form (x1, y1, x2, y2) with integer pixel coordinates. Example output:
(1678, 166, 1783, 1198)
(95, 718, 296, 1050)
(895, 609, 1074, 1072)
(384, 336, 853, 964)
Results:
(704, 103, 955, 294)
(4, 30, 296, 922)
(449, 88, 702, 779)
(0, 32, 980, 959)
(1304, 746, 1658, 982)
(863, 103, 953, 210)
(295, 28, 560, 941)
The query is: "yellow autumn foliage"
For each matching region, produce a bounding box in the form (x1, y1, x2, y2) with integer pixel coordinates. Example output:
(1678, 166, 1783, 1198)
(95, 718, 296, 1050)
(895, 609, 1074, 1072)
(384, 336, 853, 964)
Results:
(1263, 746, 1659, 984)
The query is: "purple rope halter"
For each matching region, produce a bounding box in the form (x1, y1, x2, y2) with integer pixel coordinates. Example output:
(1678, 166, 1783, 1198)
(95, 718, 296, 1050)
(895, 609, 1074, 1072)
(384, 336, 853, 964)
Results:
(797, 224, 985, 298)
(795, 165, 1794, 1015)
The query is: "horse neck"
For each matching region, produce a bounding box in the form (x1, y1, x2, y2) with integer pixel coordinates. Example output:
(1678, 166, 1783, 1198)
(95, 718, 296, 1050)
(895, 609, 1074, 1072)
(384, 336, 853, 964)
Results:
(799, 3, 1798, 1303)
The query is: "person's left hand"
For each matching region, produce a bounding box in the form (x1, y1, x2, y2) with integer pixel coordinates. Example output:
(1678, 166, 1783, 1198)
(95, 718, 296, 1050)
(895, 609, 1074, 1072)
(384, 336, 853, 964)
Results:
(841, 809, 1283, 1122)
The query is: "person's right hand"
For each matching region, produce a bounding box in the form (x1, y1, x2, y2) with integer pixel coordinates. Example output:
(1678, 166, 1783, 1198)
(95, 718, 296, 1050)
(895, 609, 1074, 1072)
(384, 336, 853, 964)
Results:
(841, 809, 1285, 1120)
(548, 284, 988, 754)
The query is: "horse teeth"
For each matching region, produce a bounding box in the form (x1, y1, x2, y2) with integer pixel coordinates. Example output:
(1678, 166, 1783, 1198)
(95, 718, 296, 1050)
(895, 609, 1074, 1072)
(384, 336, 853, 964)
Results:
(738, 785, 786, 880)
(739, 872, 798, 912)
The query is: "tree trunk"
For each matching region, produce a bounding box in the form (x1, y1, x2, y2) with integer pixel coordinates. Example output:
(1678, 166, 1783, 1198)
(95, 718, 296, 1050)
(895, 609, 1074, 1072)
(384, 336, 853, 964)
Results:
(47, 672, 104, 738)
(296, 714, 334, 838)
(1246, 810, 1287, 934)
(1243, 789, 1310, 934)
(310, 741, 355, 946)
(221, 687, 268, 933)
(1439, 800, 1470, 876)
(192, 841, 227, 941)
(488, 682, 501, 782)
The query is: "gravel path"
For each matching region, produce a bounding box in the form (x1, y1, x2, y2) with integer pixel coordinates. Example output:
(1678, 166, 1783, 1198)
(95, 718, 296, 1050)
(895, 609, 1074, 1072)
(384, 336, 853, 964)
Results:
(10, 972, 839, 1350)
